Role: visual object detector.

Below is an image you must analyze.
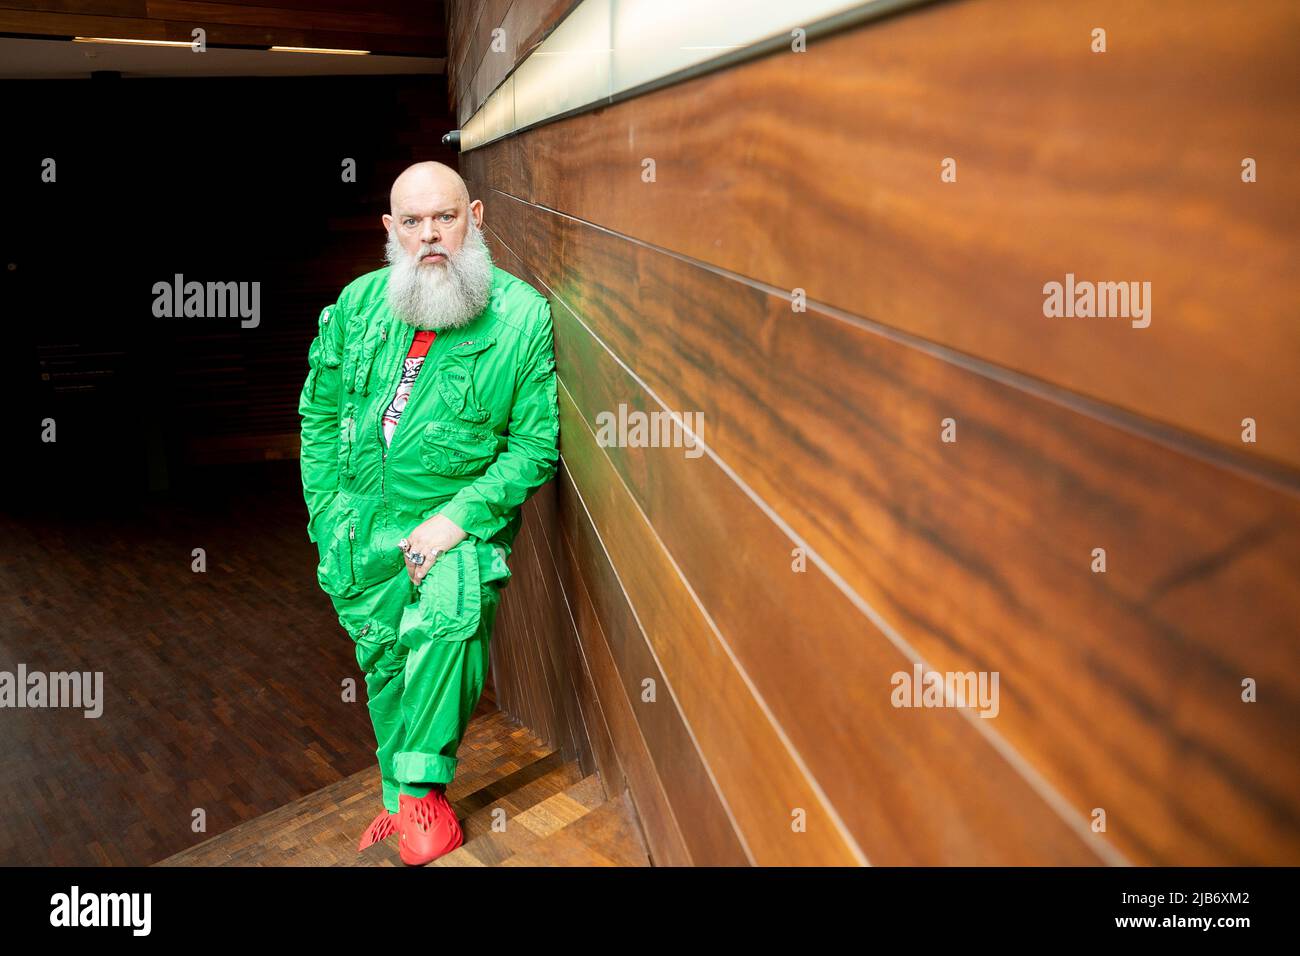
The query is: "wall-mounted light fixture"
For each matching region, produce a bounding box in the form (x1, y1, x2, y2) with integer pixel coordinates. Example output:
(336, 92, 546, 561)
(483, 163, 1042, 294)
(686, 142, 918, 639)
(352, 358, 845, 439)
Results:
(268, 46, 370, 55)
(72, 37, 193, 48)
(459, 0, 927, 151)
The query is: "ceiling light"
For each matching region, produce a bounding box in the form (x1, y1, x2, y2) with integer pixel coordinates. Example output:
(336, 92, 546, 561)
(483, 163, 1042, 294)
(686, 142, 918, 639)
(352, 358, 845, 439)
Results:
(268, 46, 370, 55)
(73, 37, 193, 48)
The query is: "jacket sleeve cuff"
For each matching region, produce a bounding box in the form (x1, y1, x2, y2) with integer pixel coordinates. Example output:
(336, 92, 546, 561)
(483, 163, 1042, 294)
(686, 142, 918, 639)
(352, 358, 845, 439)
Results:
(437, 492, 507, 543)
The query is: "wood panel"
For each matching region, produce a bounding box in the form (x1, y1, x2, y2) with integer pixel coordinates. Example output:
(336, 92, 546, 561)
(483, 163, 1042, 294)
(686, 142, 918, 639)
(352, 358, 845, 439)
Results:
(555, 356, 1107, 863)
(521, 490, 623, 783)
(455, 0, 1299, 865)
(0, 0, 439, 12)
(510, 0, 1300, 473)
(0, 0, 145, 14)
(445, 0, 572, 123)
(0, 463, 379, 866)
(447, 0, 510, 115)
(510, 193, 1300, 864)
(485, 213, 741, 866)
(445, 0, 485, 109)
(555, 466, 749, 866)
(145, 0, 439, 36)
(473, 179, 1102, 868)
(552, 384, 874, 864)
(466, 0, 570, 122)
(0, 0, 445, 54)
(490, 506, 580, 761)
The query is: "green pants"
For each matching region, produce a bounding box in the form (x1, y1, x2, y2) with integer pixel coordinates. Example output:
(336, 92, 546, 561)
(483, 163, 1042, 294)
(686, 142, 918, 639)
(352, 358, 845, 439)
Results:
(316, 492, 507, 813)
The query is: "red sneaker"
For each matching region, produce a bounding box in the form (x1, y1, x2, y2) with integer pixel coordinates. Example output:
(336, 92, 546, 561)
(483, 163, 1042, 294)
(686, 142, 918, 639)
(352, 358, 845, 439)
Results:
(357, 809, 398, 852)
(398, 787, 463, 865)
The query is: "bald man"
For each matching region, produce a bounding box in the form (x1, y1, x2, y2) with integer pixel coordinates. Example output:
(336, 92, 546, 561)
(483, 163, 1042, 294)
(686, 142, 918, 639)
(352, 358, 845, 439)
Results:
(297, 162, 559, 865)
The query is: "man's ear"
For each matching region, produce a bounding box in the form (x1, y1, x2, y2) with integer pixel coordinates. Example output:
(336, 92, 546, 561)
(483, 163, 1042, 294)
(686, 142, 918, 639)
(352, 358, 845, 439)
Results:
(469, 199, 484, 228)
(381, 213, 393, 232)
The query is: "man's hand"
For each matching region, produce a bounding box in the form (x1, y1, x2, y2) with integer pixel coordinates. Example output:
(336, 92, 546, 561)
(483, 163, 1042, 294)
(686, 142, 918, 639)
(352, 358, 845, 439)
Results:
(399, 514, 469, 585)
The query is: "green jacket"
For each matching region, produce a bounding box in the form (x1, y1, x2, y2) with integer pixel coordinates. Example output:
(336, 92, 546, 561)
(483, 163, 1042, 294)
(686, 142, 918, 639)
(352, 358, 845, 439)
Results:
(297, 264, 559, 597)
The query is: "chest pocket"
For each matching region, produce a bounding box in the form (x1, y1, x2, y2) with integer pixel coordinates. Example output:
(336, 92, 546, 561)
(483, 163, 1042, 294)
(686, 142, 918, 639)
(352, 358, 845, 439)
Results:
(420, 422, 497, 477)
(435, 337, 496, 425)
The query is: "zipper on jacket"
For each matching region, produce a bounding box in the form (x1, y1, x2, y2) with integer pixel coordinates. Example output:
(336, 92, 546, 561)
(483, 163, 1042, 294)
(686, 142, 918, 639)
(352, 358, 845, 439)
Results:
(348, 516, 357, 588)
(390, 326, 451, 448)
(378, 319, 455, 499)
(377, 320, 414, 501)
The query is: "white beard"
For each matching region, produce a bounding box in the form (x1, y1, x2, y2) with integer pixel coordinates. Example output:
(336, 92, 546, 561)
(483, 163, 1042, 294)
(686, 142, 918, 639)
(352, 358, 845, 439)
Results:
(384, 218, 494, 331)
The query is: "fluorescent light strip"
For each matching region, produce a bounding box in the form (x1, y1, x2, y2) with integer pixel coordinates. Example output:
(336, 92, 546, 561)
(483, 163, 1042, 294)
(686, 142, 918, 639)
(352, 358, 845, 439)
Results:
(269, 46, 370, 55)
(71, 38, 371, 54)
(73, 37, 193, 48)
(461, 0, 932, 151)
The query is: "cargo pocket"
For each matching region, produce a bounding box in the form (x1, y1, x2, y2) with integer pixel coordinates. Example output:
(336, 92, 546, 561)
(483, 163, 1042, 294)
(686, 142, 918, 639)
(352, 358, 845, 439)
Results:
(419, 422, 497, 478)
(346, 619, 401, 677)
(342, 317, 385, 396)
(397, 539, 482, 650)
(317, 505, 363, 599)
(305, 305, 343, 402)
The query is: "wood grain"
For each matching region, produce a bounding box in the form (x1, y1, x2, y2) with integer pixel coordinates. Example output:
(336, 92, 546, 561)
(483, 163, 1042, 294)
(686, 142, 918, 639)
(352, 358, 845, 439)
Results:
(144, 0, 441, 37)
(457, 0, 1299, 865)
(507, 0, 1300, 471)
(558, 363, 1105, 863)
(0, 463, 378, 866)
(0, 1, 443, 54)
(483, 223, 752, 866)
(446, 0, 573, 123)
(492, 195, 1300, 864)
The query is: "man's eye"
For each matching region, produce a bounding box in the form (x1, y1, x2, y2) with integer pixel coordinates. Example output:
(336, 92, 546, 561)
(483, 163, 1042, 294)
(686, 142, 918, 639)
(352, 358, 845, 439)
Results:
(439, 214, 454, 222)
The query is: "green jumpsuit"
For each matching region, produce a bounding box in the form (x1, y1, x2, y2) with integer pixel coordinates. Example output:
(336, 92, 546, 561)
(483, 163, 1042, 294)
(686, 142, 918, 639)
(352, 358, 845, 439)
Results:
(297, 264, 559, 813)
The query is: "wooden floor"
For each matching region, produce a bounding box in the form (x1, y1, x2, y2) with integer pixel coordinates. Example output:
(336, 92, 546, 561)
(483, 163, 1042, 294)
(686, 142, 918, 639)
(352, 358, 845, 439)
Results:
(0, 463, 398, 865)
(1, 461, 649, 867)
(159, 707, 651, 867)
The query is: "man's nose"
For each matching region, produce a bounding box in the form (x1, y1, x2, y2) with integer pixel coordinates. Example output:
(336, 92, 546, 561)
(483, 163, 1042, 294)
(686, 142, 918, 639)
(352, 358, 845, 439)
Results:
(420, 218, 439, 244)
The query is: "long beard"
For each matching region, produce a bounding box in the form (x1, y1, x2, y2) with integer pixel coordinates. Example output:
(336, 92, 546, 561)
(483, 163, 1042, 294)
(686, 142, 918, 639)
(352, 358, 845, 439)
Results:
(384, 220, 494, 331)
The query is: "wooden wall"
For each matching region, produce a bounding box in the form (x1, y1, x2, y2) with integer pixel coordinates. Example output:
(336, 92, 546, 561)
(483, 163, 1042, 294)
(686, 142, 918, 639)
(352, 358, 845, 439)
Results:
(448, 0, 1300, 865)
(0, 0, 445, 56)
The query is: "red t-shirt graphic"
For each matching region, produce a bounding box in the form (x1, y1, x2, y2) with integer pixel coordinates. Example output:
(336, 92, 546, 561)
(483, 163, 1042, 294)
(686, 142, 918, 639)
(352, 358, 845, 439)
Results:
(381, 330, 436, 445)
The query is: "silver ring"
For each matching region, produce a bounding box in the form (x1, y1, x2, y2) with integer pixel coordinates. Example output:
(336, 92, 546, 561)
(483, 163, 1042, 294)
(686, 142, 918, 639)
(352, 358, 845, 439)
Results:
(409, 551, 426, 566)
(398, 538, 411, 553)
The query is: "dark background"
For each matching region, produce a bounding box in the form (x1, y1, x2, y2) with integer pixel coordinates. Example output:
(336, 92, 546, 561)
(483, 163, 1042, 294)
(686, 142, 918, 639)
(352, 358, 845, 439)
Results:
(1, 73, 456, 503)
(0, 70, 463, 866)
